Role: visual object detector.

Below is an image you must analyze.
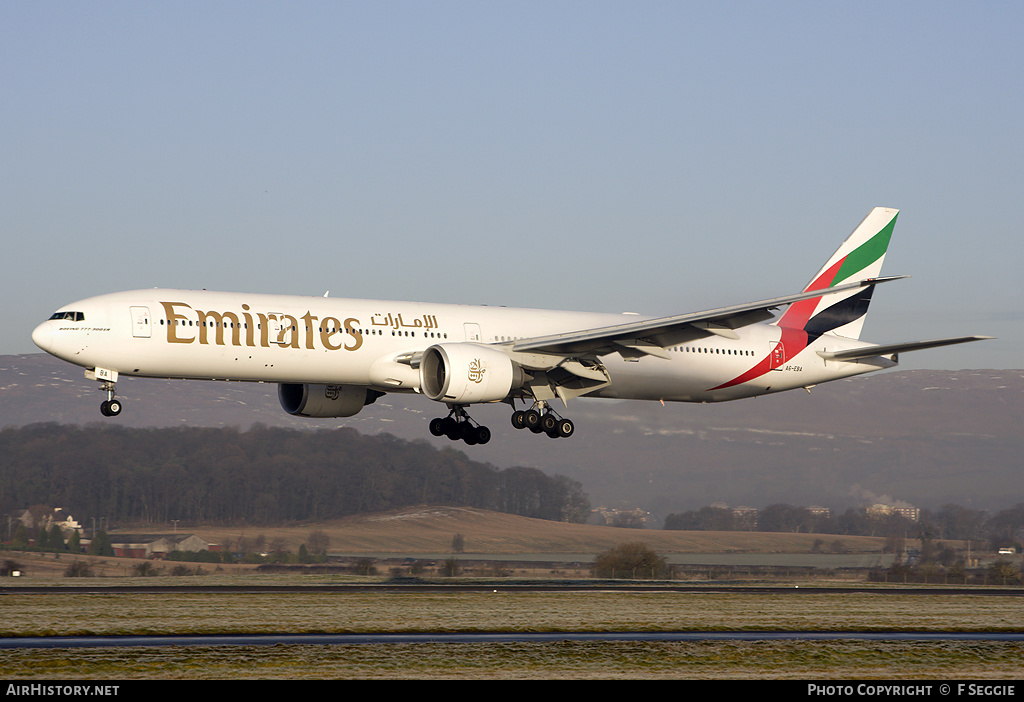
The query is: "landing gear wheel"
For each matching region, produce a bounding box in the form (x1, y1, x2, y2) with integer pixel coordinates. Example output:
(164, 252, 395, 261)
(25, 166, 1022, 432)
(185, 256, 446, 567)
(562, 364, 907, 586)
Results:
(430, 407, 491, 446)
(524, 409, 541, 430)
(511, 402, 576, 439)
(100, 399, 122, 417)
(98, 380, 121, 417)
(511, 410, 527, 429)
(461, 422, 479, 445)
(474, 425, 491, 445)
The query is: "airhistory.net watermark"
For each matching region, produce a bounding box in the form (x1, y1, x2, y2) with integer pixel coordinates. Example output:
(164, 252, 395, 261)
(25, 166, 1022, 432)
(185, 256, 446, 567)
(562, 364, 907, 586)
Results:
(6, 685, 119, 696)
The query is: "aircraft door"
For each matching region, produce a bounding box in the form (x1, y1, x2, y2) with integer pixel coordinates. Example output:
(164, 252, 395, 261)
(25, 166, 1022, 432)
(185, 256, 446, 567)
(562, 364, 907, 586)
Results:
(464, 323, 482, 342)
(770, 341, 786, 369)
(269, 314, 289, 346)
(130, 306, 151, 338)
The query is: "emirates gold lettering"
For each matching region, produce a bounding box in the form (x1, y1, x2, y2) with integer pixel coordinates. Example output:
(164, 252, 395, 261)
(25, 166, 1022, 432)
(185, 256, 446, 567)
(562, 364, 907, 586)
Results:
(300, 311, 318, 350)
(320, 316, 343, 351)
(344, 317, 363, 351)
(160, 301, 363, 353)
(160, 302, 195, 344)
(241, 304, 256, 347)
(195, 310, 240, 346)
(257, 313, 274, 347)
(278, 314, 299, 348)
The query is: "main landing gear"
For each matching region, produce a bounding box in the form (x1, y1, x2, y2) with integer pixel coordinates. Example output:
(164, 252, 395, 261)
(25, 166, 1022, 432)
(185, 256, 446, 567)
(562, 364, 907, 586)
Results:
(428, 406, 491, 445)
(511, 402, 575, 439)
(99, 380, 122, 417)
(428, 402, 576, 444)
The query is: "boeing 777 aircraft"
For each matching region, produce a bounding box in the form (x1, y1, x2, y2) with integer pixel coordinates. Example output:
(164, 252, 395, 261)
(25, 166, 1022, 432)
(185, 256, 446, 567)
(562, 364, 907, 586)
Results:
(32, 207, 989, 445)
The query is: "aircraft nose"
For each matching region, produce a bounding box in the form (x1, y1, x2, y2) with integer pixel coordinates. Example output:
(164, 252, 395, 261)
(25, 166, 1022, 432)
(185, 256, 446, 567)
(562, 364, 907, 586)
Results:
(31, 322, 53, 353)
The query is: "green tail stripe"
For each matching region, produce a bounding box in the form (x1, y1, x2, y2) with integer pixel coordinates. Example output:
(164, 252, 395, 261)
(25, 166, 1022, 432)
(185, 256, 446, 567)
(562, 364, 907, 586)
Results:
(832, 213, 898, 286)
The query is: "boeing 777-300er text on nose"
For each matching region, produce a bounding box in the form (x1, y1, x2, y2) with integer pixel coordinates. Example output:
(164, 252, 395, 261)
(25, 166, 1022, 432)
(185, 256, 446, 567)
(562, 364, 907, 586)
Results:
(32, 208, 991, 445)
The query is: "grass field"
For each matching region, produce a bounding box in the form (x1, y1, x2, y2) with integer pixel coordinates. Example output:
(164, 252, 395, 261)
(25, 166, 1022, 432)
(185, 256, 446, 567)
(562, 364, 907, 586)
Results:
(5, 639, 1023, 680)
(178, 506, 895, 555)
(1, 509, 1017, 679)
(2, 578, 1024, 679)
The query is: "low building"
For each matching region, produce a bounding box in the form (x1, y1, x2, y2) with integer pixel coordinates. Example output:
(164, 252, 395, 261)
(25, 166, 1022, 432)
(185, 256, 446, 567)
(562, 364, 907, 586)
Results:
(867, 503, 920, 522)
(808, 505, 831, 519)
(732, 506, 758, 530)
(14, 507, 82, 536)
(107, 534, 213, 559)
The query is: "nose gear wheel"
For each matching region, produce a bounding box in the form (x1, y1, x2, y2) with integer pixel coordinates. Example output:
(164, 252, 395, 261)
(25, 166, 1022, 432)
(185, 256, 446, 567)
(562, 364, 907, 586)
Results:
(98, 381, 122, 417)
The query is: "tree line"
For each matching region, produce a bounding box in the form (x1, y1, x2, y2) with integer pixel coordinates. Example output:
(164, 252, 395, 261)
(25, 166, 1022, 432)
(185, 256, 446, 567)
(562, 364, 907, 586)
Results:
(664, 502, 1024, 551)
(0, 423, 590, 527)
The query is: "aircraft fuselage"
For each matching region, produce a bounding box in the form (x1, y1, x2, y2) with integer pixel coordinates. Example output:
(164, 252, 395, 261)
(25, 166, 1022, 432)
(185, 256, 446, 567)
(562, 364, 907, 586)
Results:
(32, 287, 886, 403)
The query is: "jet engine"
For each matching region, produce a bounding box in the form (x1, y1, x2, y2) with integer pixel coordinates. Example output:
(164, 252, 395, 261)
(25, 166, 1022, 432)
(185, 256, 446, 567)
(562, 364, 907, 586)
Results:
(420, 343, 525, 404)
(278, 383, 381, 418)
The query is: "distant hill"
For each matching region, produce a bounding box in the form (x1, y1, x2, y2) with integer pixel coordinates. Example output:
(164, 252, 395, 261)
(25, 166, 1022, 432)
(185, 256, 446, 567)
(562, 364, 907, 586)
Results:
(3, 354, 1022, 517)
(180, 505, 890, 556)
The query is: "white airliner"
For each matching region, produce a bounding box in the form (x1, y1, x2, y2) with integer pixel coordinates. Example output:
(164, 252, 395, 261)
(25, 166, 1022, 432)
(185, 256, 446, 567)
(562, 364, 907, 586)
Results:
(32, 207, 989, 445)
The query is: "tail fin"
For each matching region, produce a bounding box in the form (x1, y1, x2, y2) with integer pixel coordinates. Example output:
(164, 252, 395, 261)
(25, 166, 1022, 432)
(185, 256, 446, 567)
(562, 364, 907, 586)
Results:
(777, 207, 899, 340)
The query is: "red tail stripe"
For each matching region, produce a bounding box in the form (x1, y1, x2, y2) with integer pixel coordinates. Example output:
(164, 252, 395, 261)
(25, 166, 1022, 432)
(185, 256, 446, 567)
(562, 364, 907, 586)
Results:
(710, 322, 809, 391)
(778, 256, 846, 330)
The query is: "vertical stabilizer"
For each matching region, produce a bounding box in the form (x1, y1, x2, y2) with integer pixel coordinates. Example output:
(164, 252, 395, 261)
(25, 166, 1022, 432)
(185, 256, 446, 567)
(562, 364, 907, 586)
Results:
(777, 207, 898, 341)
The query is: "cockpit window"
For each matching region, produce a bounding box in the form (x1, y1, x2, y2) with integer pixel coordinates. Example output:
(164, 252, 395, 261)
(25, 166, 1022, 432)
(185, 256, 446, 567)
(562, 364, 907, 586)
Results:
(49, 311, 85, 322)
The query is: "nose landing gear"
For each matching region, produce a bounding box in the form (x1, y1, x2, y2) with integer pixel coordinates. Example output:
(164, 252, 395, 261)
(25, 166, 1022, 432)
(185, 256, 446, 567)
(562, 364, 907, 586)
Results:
(99, 380, 122, 417)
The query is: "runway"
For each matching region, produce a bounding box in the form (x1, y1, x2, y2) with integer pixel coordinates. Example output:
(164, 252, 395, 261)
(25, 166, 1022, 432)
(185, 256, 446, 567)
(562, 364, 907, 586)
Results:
(4, 630, 1024, 649)
(5, 583, 1024, 596)
(5, 582, 1023, 652)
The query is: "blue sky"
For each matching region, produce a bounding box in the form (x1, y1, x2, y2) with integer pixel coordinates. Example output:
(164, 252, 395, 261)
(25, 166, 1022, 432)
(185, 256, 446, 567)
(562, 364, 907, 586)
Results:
(4, 2, 1020, 368)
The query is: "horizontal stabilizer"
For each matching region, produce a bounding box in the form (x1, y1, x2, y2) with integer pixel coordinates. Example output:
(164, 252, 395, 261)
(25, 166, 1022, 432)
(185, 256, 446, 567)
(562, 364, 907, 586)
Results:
(817, 336, 994, 362)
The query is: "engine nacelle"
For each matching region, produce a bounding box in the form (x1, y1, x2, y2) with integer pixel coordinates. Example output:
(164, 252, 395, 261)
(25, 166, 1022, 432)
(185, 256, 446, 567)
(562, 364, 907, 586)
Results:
(420, 343, 525, 404)
(278, 383, 379, 418)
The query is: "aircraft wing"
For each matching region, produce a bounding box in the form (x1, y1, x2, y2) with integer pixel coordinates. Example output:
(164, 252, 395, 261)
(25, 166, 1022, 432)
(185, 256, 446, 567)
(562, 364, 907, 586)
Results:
(816, 335, 994, 362)
(511, 276, 906, 359)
